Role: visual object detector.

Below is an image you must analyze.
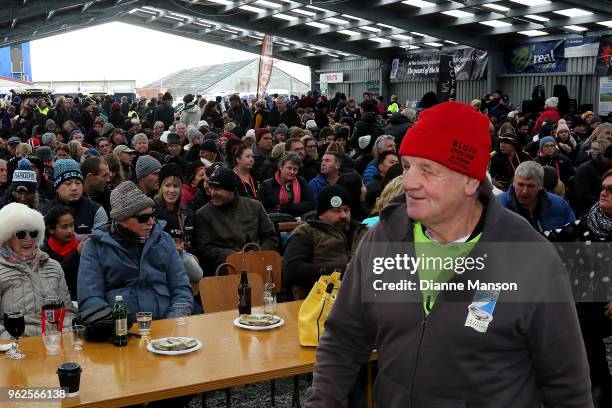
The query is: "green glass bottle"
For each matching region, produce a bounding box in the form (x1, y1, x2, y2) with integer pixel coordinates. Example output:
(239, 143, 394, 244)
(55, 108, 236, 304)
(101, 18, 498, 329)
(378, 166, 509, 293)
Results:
(112, 295, 128, 347)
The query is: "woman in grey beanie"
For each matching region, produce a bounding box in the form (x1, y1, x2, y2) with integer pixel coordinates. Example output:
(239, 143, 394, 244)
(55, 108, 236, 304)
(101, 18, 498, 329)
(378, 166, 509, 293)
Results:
(78, 181, 193, 320)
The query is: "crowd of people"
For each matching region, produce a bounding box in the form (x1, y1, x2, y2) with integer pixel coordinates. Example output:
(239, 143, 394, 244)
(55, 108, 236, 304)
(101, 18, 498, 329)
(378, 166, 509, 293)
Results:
(0, 87, 610, 406)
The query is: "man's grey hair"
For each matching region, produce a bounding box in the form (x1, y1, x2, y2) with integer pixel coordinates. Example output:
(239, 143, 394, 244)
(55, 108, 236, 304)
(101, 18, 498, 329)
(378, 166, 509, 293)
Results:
(374, 135, 395, 152)
(0, 159, 6, 166)
(514, 161, 544, 184)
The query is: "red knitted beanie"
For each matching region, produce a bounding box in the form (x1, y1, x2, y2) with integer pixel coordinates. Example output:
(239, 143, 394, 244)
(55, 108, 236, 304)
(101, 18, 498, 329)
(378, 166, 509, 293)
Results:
(398, 101, 491, 181)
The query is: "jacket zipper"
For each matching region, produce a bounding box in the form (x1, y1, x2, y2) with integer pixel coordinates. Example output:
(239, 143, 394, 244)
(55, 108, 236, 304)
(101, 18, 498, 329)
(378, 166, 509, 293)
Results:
(409, 295, 441, 407)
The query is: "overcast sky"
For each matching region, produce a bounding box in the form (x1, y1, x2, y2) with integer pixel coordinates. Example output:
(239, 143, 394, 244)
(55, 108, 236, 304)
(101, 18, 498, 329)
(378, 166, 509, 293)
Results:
(30, 22, 311, 87)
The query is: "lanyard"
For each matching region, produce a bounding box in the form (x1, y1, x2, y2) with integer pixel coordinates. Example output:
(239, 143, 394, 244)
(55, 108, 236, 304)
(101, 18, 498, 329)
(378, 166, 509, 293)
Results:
(507, 152, 521, 173)
(234, 169, 256, 197)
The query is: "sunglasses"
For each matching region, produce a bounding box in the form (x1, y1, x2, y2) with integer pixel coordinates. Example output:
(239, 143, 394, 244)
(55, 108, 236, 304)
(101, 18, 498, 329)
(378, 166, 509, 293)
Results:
(602, 185, 612, 195)
(15, 230, 38, 240)
(131, 212, 155, 223)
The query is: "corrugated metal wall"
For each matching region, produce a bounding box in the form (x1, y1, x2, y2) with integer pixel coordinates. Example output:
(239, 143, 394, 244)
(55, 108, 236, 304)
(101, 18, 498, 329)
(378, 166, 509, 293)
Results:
(319, 56, 599, 106)
(389, 81, 436, 102)
(500, 56, 597, 107)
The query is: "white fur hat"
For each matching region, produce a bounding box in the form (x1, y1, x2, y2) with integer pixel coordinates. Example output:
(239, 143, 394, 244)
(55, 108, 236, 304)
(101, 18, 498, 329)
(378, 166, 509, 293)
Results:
(545, 97, 558, 109)
(0, 203, 45, 246)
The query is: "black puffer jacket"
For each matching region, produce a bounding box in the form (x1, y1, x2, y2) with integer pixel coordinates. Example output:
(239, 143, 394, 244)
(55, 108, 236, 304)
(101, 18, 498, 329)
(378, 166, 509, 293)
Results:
(256, 175, 315, 217)
(384, 112, 412, 147)
(351, 112, 382, 152)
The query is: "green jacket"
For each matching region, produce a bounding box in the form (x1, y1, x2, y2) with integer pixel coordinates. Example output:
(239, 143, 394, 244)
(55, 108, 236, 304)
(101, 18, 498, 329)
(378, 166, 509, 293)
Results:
(193, 195, 279, 275)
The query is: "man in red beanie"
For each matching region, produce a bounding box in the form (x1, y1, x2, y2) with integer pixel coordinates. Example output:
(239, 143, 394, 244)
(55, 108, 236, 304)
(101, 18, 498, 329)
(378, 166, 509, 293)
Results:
(306, 101, 591, 407)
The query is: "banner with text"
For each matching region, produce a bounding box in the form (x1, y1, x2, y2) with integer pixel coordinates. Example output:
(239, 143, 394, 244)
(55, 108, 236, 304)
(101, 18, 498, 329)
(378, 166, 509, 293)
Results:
(504, 40, 566, 74)
(391, 52, 440, 82)
(391, 48, 487, 82)
(257, 34, 274, 99)
(452, 48, 488, 80)
(437, 54, 456, 102)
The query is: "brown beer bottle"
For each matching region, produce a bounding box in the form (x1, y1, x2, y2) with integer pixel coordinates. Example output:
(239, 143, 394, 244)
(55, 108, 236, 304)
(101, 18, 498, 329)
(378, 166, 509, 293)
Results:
(238, 271, 252, 315)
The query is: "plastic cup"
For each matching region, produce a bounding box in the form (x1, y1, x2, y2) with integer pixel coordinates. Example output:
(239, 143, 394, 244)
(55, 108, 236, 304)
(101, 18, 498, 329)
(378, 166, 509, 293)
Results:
(42, 330, 61, 355)
(57, 362, 81, 397)
(171, 303, 189, 326)
(70, 325, 85, 351)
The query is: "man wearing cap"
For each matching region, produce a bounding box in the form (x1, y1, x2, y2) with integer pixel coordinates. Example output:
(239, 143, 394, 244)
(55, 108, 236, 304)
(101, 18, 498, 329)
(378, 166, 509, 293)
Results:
(79, 101, 94, 132)
(0, 158, 47, 210)
(6, 137, 21, 160)
(153, 92, 174, 130)
(499, 161, 575, 233)
(41, 159, 108, 239)
(78, 181, 193, 320)
(306, 101, 591, 407)
(489, 131, 533, 191)
(283, 185, 367, 295)
(193, 167, 278, 274)
(184, 127, 203, 153)
(164, 132, 189, 173)
(110, 127, 128, 148)
(135, 155, 161, 198)
(196, 139, 218, 167)
(352, 100, 383, 154)
(273, 124, 289, 145)
(113, 145, 135, 181)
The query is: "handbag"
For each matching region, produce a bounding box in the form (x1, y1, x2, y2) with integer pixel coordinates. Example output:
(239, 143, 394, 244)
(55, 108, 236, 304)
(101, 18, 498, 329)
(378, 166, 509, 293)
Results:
(298, 270, 342, 347)
(73, 304, 136, 343)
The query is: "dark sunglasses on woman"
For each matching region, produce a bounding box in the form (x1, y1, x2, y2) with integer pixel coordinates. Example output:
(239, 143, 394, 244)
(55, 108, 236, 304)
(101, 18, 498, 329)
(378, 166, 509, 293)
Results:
(131, 212, 155, 223)
(15, 230, 38, 240)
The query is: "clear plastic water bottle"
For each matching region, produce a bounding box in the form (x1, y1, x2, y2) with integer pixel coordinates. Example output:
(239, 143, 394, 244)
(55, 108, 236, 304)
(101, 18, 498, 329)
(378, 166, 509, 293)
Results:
(264, 265, 277, 315)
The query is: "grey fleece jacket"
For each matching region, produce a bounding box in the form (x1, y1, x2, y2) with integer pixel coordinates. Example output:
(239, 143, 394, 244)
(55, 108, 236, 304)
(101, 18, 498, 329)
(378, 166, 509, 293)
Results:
(305, 191, 592, 408)
(0, 250, 76, 340)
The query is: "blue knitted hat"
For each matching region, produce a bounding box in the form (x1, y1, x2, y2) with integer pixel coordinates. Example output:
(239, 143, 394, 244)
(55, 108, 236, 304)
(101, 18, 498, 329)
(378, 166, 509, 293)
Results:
(53, 159, 83, 188)
(539, 136, 555, 151)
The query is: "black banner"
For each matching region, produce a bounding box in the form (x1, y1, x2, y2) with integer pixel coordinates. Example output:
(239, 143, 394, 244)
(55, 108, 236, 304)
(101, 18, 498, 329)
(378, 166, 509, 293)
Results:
(437, 54, 456, 102)
(390, 52, 440, 82)
(453, 48, 488, 80)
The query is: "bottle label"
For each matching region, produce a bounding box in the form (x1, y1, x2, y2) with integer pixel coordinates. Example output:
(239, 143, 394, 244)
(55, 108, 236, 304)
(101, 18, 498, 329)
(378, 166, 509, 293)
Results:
(115, 318, 127, 336)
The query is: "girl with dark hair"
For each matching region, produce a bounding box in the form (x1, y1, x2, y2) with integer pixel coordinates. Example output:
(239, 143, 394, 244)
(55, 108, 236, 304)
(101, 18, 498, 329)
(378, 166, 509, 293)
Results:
(41, 205, 83, 300)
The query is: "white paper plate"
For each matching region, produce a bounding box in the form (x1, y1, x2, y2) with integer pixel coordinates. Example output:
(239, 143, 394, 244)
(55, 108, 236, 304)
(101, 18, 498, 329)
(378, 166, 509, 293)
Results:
(146, 337, 202, 355)
(233, 316, 285, 331)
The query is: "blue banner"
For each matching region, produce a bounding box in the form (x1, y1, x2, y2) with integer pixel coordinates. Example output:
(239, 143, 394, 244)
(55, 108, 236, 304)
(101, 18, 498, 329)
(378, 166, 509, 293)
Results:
(504, 40, 566, 74)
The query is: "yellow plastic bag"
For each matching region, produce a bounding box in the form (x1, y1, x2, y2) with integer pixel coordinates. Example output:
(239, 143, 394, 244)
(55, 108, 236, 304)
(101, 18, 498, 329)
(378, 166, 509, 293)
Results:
(298, 271, 342, 347)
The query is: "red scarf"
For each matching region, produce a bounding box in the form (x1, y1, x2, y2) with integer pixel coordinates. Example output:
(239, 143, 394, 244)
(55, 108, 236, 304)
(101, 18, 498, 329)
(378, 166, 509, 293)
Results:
(47, 236, 79, 259)
(275, 170, 301, 205)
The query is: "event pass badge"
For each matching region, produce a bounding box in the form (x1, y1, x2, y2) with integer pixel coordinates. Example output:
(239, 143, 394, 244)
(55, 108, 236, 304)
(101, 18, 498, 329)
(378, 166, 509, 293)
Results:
(464, 289, 500, 333)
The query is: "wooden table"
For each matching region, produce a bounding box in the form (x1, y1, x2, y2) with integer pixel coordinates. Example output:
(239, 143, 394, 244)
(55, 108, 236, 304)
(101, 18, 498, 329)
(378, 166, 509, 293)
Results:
(0, 301, 321, 408)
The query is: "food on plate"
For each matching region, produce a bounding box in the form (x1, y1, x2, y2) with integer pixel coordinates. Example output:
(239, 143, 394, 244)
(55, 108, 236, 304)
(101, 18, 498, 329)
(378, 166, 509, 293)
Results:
(238, 314, 281, 327)
(151, 337, 198, 351)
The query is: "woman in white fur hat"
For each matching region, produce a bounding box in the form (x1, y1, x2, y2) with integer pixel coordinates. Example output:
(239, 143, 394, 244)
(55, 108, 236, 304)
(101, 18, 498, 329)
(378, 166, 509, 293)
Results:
(0, 203, 76, 340)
